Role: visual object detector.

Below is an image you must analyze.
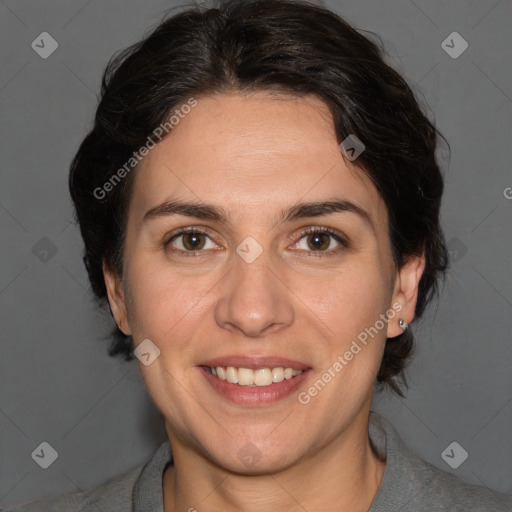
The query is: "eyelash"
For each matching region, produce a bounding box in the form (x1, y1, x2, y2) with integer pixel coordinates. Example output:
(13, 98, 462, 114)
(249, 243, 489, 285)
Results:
(164, 226, 348, 258)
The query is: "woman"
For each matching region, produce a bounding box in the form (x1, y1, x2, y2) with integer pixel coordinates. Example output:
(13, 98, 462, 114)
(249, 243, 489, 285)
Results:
(4, 0, 511, 510)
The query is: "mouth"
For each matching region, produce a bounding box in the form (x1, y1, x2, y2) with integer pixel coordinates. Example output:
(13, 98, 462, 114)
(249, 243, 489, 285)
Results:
(197, 356, 312, 406)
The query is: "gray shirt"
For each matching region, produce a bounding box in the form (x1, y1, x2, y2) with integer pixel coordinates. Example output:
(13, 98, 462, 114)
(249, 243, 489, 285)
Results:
(2, 411, 511, 511)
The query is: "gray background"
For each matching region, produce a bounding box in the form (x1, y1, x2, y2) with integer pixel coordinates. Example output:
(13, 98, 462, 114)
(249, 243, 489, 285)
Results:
(1, 0, 511, 506)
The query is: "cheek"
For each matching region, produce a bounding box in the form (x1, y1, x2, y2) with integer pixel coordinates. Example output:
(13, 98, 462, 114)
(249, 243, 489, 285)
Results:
(124, 257, 212, 343)
(300, 256, 391, 334)
(300, 267, 390, 423)
(300, 255, 391, 402)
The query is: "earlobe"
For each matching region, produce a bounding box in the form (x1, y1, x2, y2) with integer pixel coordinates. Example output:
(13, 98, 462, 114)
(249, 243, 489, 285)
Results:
(102, 259, 132, 335)
(387, 252, 426, 338)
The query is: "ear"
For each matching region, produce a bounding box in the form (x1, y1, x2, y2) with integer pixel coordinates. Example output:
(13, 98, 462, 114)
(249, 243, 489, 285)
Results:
(387, 251, 426, 338)
(102, 259, 132, 336)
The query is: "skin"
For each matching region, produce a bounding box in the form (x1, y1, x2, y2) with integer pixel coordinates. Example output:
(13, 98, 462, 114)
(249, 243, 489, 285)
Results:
(104, 91, 425, 512)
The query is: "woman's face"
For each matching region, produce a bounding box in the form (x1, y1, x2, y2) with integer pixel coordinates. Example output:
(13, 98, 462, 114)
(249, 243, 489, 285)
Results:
(105, 91, 422, 473)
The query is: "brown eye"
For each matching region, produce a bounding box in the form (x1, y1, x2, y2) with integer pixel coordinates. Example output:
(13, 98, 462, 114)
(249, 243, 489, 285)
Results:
(293, 227, 348, 256)
(165, 228, 215, 254)
(181, 232, 206, 251)
(306, 232, 331, 251)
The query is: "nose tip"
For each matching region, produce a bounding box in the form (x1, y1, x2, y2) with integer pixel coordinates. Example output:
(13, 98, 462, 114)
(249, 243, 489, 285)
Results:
(214, 255, 294, 338)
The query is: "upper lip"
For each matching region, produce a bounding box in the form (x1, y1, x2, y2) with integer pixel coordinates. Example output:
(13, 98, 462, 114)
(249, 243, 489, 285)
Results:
(198, 356, 310, 371)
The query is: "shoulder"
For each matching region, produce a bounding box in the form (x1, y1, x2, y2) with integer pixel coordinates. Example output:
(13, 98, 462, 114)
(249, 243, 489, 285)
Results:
(0, 463, 143, 512)
(368, 411, 512, 512)
(412, 456, 512, 511)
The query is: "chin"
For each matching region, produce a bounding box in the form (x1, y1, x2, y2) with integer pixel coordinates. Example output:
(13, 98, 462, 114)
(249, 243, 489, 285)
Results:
(215, 450, 300, 476)
(202, 435, 303, 476)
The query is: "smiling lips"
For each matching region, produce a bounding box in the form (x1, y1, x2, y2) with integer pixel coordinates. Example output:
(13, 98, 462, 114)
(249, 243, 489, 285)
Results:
(198, 356, 311, 402)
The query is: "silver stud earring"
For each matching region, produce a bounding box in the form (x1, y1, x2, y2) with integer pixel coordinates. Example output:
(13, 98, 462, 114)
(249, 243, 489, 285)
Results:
(398, 319, 407, 331)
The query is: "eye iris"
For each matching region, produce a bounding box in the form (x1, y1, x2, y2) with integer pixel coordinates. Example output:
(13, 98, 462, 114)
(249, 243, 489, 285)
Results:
(183, 233, 205, 250)
(308, 232, 329, 250)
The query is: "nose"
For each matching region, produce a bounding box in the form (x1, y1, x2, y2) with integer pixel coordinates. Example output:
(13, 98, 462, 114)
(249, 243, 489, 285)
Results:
(214, 244, 295, 338)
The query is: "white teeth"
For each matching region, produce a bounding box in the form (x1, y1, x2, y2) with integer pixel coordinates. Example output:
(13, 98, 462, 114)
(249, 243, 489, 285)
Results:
(238, 367, 254, 386)
(272, 367, 284, 383)
(225, 367, 238, 384)
(254, 368, 272, 386)
(207, 366, 305, 387)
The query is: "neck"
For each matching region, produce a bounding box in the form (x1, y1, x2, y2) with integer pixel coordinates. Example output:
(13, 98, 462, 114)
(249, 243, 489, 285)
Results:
(163, 411, 386, 512)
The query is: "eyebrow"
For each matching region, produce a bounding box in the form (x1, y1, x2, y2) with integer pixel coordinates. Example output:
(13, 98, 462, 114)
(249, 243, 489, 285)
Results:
(143, 198, 375, 233)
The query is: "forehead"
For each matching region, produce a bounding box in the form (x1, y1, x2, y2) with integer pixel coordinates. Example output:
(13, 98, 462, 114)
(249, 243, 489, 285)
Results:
(128, 91, 387, 228)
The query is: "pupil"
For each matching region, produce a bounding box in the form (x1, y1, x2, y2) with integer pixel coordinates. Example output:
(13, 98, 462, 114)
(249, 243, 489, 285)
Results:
(310, 233, 328, 250)
(185, 233, 204, 250)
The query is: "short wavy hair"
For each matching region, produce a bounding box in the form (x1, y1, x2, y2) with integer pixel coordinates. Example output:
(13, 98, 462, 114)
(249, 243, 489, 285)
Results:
(69, 0, 450, 398)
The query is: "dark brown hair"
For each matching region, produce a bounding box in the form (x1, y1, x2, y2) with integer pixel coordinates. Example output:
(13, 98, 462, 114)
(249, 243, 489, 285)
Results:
(69, 0, 450, 397)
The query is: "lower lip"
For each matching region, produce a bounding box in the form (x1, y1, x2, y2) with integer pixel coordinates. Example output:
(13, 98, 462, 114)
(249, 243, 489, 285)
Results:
(198, 366, 311, 406)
